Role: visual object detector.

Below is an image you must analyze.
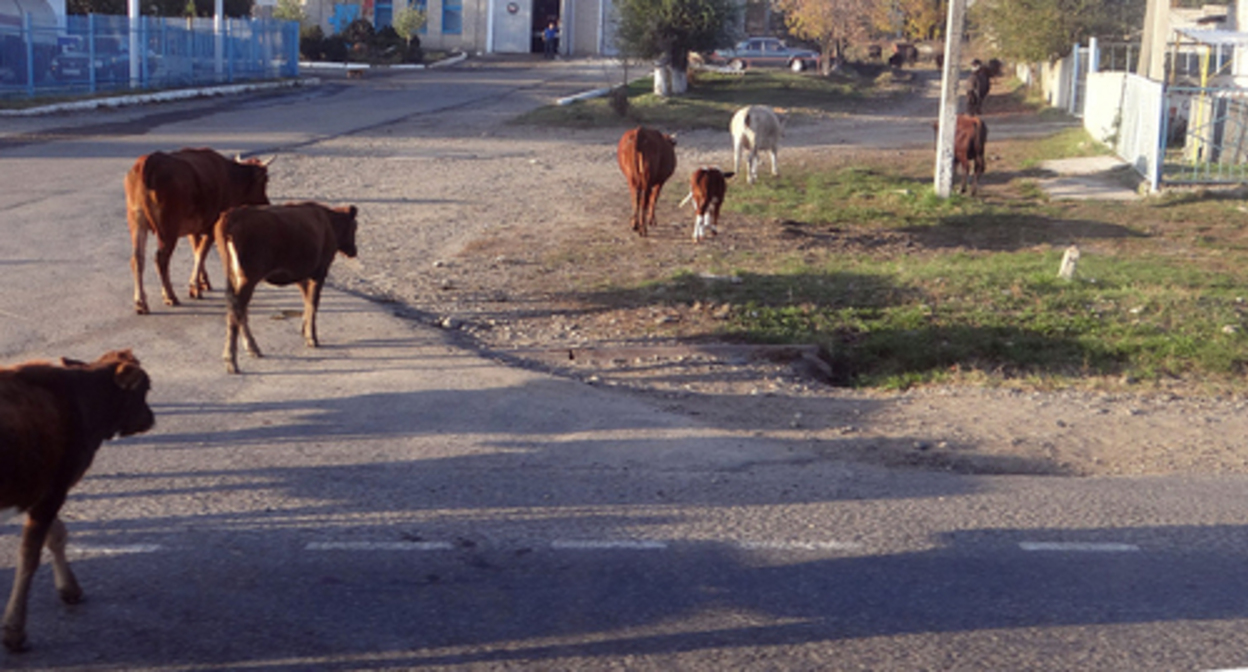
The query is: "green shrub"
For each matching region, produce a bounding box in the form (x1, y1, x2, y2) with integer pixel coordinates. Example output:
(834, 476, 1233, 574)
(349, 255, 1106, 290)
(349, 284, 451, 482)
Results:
(299, 24, 324, 61)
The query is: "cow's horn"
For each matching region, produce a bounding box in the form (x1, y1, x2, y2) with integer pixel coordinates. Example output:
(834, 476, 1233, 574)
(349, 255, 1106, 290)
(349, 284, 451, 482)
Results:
(261, 155, 277, 167)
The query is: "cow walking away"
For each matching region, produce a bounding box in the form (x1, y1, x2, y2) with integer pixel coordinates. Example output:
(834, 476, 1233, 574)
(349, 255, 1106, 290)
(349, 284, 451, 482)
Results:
(216, 202, 359, 374)
(952, 114, 988, 195)
(616, 127, 677, 237)
(679, 167, 734, 243)
(0, 350, 154, 653)
(126, 148, 272, 315)
(966, 59, 992, 116)
(731, 106, 785, 185)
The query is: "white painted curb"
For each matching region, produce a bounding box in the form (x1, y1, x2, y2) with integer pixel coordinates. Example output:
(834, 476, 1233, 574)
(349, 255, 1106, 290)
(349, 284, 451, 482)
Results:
(0, 78, 317, 117)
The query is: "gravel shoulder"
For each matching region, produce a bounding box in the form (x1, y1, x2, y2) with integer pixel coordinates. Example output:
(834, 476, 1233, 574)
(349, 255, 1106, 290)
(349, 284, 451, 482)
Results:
(270, 63, 1248, 479)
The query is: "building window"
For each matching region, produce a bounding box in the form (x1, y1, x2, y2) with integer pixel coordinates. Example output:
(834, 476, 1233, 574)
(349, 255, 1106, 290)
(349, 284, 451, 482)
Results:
(412, 0, 427, 33)
(442, 0, 462, 34)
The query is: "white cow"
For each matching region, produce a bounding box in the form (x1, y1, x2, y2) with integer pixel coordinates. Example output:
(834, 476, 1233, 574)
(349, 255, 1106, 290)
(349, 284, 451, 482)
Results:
(730, 105, 785, 185)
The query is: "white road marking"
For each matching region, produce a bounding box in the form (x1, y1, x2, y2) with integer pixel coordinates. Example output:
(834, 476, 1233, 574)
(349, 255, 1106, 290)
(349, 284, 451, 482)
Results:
(305, 541, 455, 551)
(1020, 542, 1140, 553)
(68, 544, 163, 557)
(737, 540, 862, 551)
(551, 540, 669, 550)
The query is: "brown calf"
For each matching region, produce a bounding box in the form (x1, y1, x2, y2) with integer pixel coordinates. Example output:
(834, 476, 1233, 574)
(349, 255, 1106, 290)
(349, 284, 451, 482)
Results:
(215, 202, 359, 374)
(954, 114, 988, 195)
(126, 148, 272, 315)
(679, 167, 734, 243)
(0, 350, 154, 653)
(616, 127, 677, 237)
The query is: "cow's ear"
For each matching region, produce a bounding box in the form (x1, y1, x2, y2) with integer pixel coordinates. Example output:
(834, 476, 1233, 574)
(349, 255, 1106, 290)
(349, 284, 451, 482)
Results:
(723, 172, 735, 180)
(349, 205, 358, 218)
(114, 362, 147, 391)
(60, 357, 87, 367)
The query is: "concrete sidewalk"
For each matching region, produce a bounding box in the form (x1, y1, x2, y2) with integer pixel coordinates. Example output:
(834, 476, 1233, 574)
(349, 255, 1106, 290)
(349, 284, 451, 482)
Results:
(1038, 155, 1144, 201)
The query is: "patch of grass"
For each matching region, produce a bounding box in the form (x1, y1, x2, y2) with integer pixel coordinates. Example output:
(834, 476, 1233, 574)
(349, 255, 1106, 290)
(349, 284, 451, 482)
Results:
(564, 135, 1248, 391)
(514, 69, 890, 130)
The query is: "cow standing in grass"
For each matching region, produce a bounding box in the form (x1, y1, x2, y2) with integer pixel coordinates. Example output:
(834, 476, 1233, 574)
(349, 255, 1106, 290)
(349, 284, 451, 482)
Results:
(731, 106, 784, 186)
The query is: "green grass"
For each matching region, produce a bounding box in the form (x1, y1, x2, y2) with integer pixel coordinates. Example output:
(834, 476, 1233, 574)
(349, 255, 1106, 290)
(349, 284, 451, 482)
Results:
(514, 69, 890, 130)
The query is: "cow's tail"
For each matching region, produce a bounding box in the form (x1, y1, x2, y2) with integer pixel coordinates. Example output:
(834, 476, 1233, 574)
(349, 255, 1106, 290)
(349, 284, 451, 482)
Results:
(215, 215, 239, 300)
(679, 191, 693, 208)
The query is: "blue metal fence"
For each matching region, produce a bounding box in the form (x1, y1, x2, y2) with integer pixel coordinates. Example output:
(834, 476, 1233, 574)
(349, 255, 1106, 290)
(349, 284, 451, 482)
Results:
(0, 12, 298, 99)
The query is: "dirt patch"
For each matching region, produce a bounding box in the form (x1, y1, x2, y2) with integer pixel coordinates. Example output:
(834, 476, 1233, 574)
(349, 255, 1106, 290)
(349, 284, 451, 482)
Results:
(272, 69, 1248, 479)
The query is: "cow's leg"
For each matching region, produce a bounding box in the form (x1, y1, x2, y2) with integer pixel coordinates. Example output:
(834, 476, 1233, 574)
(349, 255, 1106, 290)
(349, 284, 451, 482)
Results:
(768, 148, 779, 177)
(748, 149, 759, 185)
(4, 508, 57, 652)
(732, 136, 744, 176)
(154, 237, 181, 307)
(709, 199, 722, 237)
(693, 211, 704, 243)
(298, 278, 324, 348)
(223, 281, 261, 373)
(45, 518, 81, 605)
(187, 234, 213, 299)
(632, 184, 646, 234)
(129, 211, 150, 315)
(647, 183, 665, 237)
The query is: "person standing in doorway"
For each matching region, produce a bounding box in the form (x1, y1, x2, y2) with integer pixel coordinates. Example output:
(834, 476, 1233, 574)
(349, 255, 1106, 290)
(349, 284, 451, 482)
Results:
(543, 21, 559, 59)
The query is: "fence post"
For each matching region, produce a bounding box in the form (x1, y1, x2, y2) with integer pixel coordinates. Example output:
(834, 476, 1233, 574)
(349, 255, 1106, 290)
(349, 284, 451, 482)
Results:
(88, 13, 97, 93)
(226, 20, 233, 83)
(23, 13, 35, 96)
(1089, 36, 1100, 74)
(1070, 42, 1081, 115)
(1154, 84, 1167, 192)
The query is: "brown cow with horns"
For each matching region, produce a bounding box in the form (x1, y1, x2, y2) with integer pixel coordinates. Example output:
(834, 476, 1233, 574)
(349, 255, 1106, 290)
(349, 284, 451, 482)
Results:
(126, 148, 273, 315)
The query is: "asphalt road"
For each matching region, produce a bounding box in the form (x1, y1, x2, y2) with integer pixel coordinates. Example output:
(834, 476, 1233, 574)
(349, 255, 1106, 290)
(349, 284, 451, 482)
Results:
(3, 60, 1248, 671)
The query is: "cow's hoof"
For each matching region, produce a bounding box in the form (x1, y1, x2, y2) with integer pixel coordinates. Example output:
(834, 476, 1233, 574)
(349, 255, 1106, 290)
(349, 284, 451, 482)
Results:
(2, 627, 28, 653)
(58, 585, 83, 605)
(163, 297, 181, 307)
(135, 302, 150, 315)
(224, 363, 239, 374)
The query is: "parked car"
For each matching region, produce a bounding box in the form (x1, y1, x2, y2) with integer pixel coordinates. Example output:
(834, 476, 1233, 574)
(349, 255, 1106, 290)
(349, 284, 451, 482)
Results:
(50, 37, 132, 83)
(710, 37, 819, 72)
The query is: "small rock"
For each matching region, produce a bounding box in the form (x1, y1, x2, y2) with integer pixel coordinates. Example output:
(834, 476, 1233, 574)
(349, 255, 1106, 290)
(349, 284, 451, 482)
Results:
(440, 317, 462, 330)
(1224, 325, 1240, 335)
(440, 279, 455, 290)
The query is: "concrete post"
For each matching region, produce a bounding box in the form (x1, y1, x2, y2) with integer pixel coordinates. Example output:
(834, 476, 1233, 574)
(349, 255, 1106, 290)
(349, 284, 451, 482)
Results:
(934, 0, 966, 198)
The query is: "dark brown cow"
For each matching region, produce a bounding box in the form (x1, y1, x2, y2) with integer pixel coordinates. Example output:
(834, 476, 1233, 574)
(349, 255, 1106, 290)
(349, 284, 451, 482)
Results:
(126, 148, 272, 315)
(954, 114, 988, 195)
(215, 202, 359, 374)
(0, 350, 154, 653)
(966, 59, 992, 116)
(679, 167, 734, 243)
(616, 127, 677, 237)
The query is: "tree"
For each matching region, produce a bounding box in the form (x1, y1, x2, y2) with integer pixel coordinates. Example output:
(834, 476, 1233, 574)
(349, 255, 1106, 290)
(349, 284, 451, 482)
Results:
(970, 0, 1142, 63)
(613, 0, 739, 96)
(392, 5, 426, 47)
(773, 0, 871, 72)
(273, 0, 308, 24)
(872, 0, 945, 41)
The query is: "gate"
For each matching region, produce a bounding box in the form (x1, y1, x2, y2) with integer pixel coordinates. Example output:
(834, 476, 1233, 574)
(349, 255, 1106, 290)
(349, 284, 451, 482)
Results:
(1163, 86, 1248, 185)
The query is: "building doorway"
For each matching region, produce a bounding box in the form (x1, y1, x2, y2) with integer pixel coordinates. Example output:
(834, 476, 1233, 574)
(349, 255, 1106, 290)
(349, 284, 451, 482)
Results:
(530, 0, 560, 53)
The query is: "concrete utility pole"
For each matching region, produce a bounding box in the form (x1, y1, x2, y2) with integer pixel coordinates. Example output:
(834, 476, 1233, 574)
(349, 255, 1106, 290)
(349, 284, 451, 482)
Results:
(215, 0, 224, 77)
(934, 0, 967, 198)
(128, 0, 139, 86)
